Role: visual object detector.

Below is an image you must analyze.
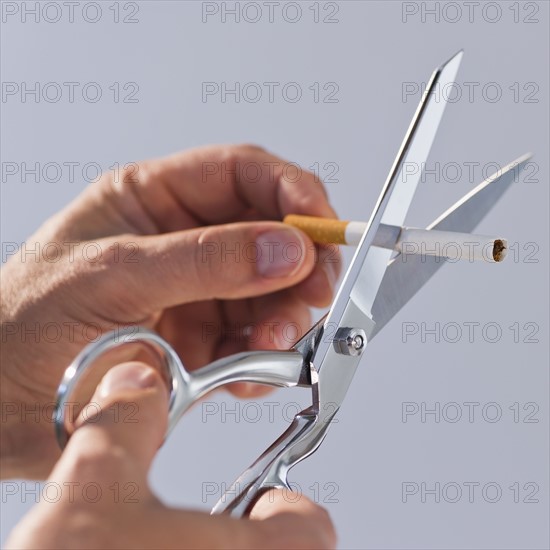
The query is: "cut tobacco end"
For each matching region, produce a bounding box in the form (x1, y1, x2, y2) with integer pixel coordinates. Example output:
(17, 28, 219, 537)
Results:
(493, 239, 507, 262)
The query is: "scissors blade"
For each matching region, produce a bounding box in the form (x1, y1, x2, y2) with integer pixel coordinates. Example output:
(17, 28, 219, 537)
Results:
(309, 51, 463, 411)
(370, 153, 533, 337)
(349, 50, 464, 319)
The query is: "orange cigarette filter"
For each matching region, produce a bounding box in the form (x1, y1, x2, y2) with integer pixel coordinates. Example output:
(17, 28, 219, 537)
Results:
(283, 214, 349, 245)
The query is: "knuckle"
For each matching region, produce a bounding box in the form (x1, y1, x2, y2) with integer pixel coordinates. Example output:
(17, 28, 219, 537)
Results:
(102, 160, 149, 198)
(292, 192, 323, 214)
(76, 235, 138, 274)
(225, 143, 267, 168)
(121, 161, 148, 188)
(235, 142, 266, 155)
(67, 439, 130, 482)
(195, 230, 225, 284)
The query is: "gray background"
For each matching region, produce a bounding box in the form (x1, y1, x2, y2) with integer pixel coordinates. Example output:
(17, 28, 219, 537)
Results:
(1, 1, 548, 548)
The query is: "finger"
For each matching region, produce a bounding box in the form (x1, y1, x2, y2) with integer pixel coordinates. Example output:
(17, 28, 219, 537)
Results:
(215, 291, 312, 398)
(98, 222, 317, 313)
(63, 362, 169, 479)
(249, 489, 337, 550)
(216, 291, 312, 353)
(143, 144, 338, 226)
(156, 300, 223, 372)
(83, 145, 337, 237)
(294, 243, 343, 308)
(143, 489, 336, 550)
(156, 291, 311, 399)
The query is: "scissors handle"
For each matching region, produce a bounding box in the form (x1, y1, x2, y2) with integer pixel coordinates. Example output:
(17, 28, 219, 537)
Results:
(211, 406, 325, 517)
(211, 367, 336, 517)
(54, 327, 306, 449)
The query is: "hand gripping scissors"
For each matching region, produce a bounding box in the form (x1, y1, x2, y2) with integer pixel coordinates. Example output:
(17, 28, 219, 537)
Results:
(54, 51, 532, 517)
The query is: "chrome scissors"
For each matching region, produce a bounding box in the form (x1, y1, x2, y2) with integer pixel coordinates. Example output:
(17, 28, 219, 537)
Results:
(54, 50, 532, 517)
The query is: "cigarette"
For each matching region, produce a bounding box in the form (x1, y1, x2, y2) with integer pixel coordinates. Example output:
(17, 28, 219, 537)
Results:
(283, 214, 507, 263)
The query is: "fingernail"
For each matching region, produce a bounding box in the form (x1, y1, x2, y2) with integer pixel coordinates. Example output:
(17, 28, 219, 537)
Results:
(98, 363, 158, 398)
(256, 228, 306, 278)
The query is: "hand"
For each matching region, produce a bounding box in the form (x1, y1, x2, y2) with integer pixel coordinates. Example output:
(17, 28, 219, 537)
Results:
(5, 363, 337, 549)
(1, 144, 341, 478)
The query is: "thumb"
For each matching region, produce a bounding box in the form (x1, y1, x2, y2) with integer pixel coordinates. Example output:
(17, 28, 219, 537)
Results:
(66, 362, 169, 478)
(106, 222, 316, 310)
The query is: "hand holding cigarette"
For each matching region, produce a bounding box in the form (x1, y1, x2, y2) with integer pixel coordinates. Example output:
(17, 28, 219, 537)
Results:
(284, 214, 507, 263)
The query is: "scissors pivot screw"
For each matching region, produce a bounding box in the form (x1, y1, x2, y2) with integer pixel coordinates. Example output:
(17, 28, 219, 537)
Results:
(334, 328, 366, 357)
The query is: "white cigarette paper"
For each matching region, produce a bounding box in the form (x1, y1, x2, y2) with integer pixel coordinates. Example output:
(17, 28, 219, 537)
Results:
(346, 223, 507, 263)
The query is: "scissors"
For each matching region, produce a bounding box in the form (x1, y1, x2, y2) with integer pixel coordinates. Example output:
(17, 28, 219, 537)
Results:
(54, 50, 532, 517)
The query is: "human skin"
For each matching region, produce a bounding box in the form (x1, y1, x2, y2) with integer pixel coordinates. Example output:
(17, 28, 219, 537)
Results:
(5, 362, 336, 549)
(1, 144, 341, 548)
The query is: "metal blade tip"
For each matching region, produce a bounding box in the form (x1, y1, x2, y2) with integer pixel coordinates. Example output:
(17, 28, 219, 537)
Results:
(439, 49, 464, 71)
